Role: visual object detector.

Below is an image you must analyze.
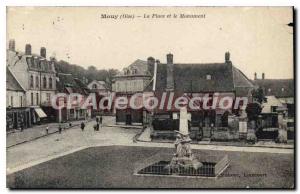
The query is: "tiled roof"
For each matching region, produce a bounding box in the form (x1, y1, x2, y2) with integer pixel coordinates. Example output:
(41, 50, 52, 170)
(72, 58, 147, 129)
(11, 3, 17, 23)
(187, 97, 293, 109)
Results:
(115, 59, 149, 77)
(6, 68, 25, 92)
(149, 62, 254, 96)
(57, 73, 90, 95)
(253, 79, 294, 98)
(7, 50, 55, 73)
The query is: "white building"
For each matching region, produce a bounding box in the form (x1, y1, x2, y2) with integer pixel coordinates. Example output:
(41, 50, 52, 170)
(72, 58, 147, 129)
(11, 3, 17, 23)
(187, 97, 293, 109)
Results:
(7, 40, 56, 122)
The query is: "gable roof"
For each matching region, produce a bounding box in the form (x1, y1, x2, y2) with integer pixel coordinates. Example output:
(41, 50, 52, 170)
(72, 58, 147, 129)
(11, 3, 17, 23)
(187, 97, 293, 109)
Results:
(261, 95, 285, 113)
(57, 73, 90, 95)
(87, 80, 107, 90)
(6, 68, 25, 92)
(115, 59, 149, 77)
(150, 62, 254, 96)
(253, 79, 294, 98)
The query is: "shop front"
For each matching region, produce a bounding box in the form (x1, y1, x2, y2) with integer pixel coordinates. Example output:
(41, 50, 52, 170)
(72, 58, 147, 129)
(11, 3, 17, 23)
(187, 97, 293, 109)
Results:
(6, 107, 32, 132)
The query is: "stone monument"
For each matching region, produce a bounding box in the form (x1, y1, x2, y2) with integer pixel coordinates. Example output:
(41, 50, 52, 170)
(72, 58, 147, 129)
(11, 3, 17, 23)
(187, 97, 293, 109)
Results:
(168, 107, 203, 171)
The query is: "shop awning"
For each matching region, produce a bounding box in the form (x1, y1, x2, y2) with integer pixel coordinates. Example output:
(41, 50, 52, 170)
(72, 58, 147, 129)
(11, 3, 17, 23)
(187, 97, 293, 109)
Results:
(34, 107, 47, 118)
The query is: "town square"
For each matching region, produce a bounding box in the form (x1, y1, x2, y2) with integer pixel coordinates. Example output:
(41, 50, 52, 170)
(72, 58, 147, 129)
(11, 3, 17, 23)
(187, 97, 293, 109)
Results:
(5, 6, 295, 189)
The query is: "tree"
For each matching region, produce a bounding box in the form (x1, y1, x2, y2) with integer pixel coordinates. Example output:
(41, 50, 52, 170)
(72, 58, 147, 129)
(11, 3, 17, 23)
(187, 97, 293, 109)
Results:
(55, 60, 119, 89)
(251, 86, 267, 104)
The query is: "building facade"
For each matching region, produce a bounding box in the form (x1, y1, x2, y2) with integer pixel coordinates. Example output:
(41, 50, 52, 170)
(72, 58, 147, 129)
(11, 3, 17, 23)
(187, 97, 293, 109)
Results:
(87, 80, 112, 117)
(6, 68, 32, 132)
(7, 40, 57, 123)
(148, 52, 254, 140)
(56, 73, 92, 122)
(112, 59, 154, 125)
(253, 74, 294, 140)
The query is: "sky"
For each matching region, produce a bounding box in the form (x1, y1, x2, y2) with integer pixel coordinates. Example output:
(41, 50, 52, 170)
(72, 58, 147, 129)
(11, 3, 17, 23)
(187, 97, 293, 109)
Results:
(7, 7, 293, 79)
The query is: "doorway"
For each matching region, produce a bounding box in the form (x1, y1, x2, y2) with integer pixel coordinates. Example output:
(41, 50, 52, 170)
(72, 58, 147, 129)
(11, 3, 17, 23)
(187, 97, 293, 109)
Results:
(126, 114, 132, 125)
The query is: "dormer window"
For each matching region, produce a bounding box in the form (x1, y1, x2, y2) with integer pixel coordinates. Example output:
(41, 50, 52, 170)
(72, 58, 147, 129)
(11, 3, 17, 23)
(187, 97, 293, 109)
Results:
(38, 60, 42, 69)
(132, 69, 137, 75)
(124, 68, 130, 75)
(93, 84, 97, 89)
(49, 62, 52, 71)
(206, 74, 212, 80)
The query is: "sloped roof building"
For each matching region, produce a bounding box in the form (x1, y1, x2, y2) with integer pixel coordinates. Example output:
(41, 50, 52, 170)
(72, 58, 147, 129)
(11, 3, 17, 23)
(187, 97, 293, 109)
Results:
(148, 52, 254, 97)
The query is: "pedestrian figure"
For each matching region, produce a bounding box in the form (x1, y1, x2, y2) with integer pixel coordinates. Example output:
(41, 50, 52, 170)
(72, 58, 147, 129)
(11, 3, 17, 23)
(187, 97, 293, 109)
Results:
(58, 124, 62, 134)
(96, 122, 100, 131)
(81, 122, 85, 131)
(99, 116, 103, 128)
(69, 122, 72, 127)
(96, 116, 99, 123)
(93, 124, 97, 131)
(46, 125, 49, 134)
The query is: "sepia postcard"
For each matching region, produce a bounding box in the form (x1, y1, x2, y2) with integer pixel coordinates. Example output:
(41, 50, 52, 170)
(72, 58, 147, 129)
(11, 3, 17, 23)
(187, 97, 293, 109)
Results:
(6, 6, 295, 189)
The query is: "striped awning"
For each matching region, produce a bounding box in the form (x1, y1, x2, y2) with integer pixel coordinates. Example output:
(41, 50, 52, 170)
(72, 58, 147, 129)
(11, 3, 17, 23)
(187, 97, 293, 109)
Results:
(34, 107, 47, 118)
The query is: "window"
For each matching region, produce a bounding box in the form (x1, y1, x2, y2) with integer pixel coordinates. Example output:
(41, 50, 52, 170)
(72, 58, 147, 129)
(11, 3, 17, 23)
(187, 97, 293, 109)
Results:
(49, 63, 52, 71)
(132, 69, 137, 74)
(36, 93, 39, 105)
(38, 61, 41, 69)
(26, 57, 34, 67)
(206, 74, 212, 80)
(44, 62, 48, 71)
(46, 93, 51, 102)
(268, 88, 272, 92)
(49, 77, 53, 89)
(281, 88, 285, 92)
(43, 76, 47, 88)
(31, 93, 34, 105)
(11, 96, 13, 107)
(36, 76, 39, 88)
(271, 106, 277, 113)
(30, 75, 34, 88)
(20, 96, 23, 107)
(93, 83, 97, 89)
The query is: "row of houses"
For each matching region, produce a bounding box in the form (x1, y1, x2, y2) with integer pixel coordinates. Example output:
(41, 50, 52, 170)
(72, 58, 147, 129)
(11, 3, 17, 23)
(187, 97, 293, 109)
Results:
(6, 39, 294, 141)
(6, 40, 110, 132)
(111, 53, 294, 141)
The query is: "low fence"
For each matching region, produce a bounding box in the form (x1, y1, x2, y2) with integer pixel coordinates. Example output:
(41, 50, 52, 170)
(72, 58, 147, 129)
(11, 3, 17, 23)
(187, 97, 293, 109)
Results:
(135, 152, 229, 178)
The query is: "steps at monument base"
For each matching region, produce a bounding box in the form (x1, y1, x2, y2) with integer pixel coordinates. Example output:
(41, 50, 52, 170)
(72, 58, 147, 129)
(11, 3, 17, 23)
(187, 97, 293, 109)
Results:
(202, 127, 212, 138)
(199, 138, 211, 143)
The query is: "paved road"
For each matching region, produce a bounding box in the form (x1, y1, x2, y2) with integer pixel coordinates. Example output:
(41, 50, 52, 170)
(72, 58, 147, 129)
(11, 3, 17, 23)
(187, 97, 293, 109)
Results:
(7, 117, 140, 174)
(6, 120, 86, 147)
(7, 116, 293, 175)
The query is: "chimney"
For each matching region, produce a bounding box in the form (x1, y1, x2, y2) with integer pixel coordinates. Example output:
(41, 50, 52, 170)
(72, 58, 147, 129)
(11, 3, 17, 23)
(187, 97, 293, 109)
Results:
(8, 39, 15, 51)
(166, 53, 174, 91)
(254, 72, 257, 80)
(25, 44, 32, 55)
(40, 47, 46, 58)
(147, 56, 155, 75)
(262, 73, 265, 80)
(225, 51, 230, 63)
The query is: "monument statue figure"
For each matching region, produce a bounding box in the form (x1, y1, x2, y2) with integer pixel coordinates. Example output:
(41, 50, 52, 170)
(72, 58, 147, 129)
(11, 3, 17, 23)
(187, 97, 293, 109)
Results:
(168, 107, 203, 171)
